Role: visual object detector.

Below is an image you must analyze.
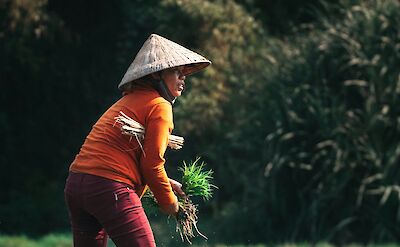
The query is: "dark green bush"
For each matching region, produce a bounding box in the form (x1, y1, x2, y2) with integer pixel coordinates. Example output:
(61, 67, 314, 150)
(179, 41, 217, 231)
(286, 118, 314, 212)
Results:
(191, 0, 400, 243)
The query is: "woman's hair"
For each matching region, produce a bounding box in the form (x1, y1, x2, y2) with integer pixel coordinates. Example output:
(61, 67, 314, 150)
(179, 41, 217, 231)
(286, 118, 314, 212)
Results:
(121, 75, 154, 94)
(121, 70, 176, 104)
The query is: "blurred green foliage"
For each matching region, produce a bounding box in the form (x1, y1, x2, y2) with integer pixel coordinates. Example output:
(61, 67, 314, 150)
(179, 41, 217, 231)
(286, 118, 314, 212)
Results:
(1, 0, 399, 245)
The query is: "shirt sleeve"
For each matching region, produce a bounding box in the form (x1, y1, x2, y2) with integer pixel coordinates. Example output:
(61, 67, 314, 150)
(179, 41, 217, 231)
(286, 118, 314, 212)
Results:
(140, 102, 177, 206)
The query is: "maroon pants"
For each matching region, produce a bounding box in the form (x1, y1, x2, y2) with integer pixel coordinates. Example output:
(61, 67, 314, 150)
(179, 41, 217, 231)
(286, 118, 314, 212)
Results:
(64, 172, 156, 247)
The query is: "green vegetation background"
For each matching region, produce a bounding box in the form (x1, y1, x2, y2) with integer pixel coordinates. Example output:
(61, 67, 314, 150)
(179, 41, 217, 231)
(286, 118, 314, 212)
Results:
(1, 0, 399, 246)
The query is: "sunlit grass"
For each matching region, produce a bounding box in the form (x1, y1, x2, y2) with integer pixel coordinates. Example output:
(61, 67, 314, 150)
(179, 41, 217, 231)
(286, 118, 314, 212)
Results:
(0, 234, 398, 247)
(0, 234, 71, 247)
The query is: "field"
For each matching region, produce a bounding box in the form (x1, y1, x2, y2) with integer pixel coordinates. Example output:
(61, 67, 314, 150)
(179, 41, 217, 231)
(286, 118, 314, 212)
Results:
(0, 234, 399, 247)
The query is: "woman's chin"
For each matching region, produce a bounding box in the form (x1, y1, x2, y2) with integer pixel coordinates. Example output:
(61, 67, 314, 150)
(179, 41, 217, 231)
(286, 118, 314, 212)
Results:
(174, 91, 183, 97)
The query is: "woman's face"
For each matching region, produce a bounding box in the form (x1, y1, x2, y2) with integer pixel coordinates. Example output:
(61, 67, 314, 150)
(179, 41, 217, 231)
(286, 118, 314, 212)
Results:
(161, 66, 186, 97)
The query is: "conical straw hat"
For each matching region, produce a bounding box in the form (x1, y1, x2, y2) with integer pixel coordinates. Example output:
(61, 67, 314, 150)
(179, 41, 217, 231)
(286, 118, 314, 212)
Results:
(118, 34, 211, 90)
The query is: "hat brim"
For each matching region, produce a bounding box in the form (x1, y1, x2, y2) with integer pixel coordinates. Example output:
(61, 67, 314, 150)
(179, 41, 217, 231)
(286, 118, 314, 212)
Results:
(182, 61, 211, 76)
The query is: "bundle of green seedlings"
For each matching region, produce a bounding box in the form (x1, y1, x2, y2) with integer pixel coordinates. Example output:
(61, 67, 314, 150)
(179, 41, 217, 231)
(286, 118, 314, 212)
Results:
(143, 157, 217, 244)
(114, 111, 184, 150)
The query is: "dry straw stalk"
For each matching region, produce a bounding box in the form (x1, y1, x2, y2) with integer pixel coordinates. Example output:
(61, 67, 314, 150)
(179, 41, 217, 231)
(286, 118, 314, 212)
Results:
(114, 111, 184, 150)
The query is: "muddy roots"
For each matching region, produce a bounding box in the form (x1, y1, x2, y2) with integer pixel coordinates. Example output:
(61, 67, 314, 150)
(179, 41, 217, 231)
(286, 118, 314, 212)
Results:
(175, 197, 207, 244)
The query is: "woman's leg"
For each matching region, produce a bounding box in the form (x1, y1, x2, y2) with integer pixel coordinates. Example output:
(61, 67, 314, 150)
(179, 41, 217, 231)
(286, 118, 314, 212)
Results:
(96, 187, 155, 246)
(64, 173, 108, 247)
(77, 174, 156, 247)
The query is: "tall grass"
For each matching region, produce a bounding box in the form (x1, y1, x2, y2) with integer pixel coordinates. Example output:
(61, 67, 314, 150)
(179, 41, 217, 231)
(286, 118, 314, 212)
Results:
(255, 0, 400, 243)
(186, 0, 400, 244)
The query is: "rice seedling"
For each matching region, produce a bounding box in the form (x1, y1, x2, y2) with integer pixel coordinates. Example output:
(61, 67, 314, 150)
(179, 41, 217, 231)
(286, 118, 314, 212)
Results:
(143, 157, 217, 244)
(175, 157, 217, 243)
(179, 157, 216, 201)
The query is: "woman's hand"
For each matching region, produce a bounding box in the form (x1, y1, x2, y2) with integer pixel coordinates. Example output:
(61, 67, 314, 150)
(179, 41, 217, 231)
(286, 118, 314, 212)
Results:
(169, 178, 186, 198)
(159, 197, 179, 216)
(160, 179, 185, 216)
(158, 179, 184, 216)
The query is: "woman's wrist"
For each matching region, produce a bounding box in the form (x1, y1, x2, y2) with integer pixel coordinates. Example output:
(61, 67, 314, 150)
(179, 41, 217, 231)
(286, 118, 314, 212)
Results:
(169, 178, 186, 197)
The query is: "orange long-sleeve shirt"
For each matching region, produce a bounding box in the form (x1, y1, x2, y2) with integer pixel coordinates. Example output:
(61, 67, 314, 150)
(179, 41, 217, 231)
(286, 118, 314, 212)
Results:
(69, 86, 177, 206)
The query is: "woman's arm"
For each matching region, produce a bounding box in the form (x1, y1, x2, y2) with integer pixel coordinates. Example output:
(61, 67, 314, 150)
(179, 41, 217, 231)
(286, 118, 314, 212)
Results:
(140, 102, 179, 215)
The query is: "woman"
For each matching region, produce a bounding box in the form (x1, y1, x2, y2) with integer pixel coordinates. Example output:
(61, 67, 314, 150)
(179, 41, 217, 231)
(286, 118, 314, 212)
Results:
(64, 34, 211, 247)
